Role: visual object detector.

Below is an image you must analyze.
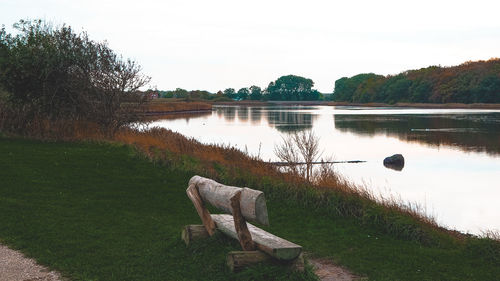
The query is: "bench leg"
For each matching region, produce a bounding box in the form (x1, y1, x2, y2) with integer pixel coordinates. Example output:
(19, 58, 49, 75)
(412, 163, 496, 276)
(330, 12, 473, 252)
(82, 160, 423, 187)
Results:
(186, 183, 216, 236)
(226, 251, 271, 272)
(230, 191, 255, 251)
(289, 253, 305, 272)
(181, 225, 209, 246)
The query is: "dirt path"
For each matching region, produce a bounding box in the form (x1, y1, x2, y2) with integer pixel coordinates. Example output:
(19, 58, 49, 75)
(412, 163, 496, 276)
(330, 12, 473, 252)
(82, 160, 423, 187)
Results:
(0, 244, 63, 281)
(1, 243, 361, 281)
(308, 256, 364, 281)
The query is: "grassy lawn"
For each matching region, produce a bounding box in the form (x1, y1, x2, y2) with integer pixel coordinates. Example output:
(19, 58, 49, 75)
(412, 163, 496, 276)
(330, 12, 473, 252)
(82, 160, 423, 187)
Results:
(0, 138, 498, 280)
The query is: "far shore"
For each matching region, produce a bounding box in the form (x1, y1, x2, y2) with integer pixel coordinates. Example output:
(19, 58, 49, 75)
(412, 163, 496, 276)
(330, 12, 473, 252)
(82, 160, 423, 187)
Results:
(142, 99, 500, 117)
(143, 109, 212, 116)
(212, 100, 500, 109)
(328, 101, 500, 109)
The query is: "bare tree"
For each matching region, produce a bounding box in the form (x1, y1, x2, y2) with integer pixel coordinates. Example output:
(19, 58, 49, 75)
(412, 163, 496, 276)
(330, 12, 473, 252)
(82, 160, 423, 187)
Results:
(292, 130, 321, 181)
(274, 134, 302, 176)
(274, 130, 322, 182)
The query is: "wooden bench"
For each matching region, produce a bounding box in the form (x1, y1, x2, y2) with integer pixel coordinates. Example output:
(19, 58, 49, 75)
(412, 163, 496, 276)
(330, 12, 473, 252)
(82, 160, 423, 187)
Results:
(182, 175, 303, 272)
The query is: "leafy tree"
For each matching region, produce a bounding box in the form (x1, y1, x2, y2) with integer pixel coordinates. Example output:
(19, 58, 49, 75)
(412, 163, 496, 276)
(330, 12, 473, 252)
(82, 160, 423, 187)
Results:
(380, 75, 412, 103)
(188, 90, 212, 100)
(223, 88, 236, 99)
(169, 88, 188, 98)
(332, 77, 350, 101)
(475, 75, 500, 103)
(237, 87, 249, 100)
(249, 85, 262, 100)
(408, 79, 432, 102)
(333, 73, 382, 102)
(158, 91, 171, 98)
(332, 59, 500, 104)
(265, 82, 278, 100)
(266, 75, 317, 101)
(303, 89, 321, 101)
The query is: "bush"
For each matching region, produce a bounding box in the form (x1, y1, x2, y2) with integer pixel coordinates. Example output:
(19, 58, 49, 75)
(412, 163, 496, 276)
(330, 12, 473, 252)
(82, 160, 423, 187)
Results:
(0, 19, 150, 134)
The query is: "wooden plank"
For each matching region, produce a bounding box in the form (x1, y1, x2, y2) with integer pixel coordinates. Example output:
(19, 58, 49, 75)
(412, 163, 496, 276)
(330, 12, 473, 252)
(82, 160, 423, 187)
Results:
(226, 251, 271, 272)
(211, 214, 302, 261)
(186, 183, 216, 236)
(181, 225, 209, 245)
(189, 176, 269, 226)
(230, 191, 255, 251)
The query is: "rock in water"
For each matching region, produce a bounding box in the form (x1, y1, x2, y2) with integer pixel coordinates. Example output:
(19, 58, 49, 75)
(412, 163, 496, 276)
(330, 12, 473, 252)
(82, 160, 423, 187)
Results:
(383, 154, 405, 171)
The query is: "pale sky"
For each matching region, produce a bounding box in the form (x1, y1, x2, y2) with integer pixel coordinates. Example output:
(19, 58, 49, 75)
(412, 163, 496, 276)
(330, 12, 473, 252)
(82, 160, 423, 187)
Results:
(1, 0, 500, 93)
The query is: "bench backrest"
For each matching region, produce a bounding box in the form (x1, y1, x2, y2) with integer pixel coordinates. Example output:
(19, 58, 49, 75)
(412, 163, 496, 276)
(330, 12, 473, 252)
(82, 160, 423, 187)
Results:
(189, 176, 269, 226)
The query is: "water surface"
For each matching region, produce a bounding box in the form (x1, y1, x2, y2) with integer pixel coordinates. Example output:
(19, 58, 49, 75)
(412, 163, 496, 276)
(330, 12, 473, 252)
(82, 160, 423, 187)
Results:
(150, 105, 500, 234)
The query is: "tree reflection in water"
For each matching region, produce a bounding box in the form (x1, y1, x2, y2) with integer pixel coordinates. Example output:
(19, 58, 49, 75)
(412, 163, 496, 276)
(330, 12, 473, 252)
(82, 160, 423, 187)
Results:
(333, 113, 500, 155)
(215, 106, 316, 133)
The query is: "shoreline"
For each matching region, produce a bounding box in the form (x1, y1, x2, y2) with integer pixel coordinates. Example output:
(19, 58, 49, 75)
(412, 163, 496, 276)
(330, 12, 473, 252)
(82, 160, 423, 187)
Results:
(328, 102, 500, 109)
(143, 109, 212, 116)
(147, 98, 500, 110)
(212, 100, 500, 109)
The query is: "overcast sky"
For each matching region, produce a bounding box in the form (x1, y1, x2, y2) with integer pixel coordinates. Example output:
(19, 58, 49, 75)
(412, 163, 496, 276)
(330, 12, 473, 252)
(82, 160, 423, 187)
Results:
(2, 0, 500, 93)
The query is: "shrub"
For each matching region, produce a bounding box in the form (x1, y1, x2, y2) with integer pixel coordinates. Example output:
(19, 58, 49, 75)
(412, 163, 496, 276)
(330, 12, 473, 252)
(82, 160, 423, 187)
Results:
(0, 19, 150, 134)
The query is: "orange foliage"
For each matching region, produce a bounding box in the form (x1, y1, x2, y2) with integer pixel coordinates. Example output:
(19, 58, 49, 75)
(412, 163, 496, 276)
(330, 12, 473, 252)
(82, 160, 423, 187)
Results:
(112, 126, 284, 181)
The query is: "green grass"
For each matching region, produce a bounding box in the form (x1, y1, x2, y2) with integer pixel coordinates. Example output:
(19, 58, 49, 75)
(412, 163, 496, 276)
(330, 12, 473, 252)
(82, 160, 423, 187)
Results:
(0, 138, 498, 280)
(0, 138, 315, 280)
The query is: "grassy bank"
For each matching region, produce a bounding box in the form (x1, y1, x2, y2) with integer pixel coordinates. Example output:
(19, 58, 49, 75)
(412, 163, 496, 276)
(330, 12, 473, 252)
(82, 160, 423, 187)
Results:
(1, 137, 499, 280)
(144, 100, 212, 115)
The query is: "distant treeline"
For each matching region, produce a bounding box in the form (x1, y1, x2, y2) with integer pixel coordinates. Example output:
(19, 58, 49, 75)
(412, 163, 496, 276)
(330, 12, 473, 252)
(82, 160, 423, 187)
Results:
(332, 59, 500, 104)
(157, 75, 324, 101)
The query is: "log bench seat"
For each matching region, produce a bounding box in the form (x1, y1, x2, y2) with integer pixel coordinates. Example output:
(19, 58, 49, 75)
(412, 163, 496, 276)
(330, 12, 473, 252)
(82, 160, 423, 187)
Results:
(211, 214, 302, 261)
(182, 175, 303, 272)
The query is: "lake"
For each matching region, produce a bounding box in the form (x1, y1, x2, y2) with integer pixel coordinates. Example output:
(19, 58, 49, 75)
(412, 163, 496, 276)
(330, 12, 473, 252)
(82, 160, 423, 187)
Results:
(149, 105, 500, 235)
